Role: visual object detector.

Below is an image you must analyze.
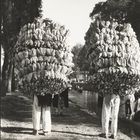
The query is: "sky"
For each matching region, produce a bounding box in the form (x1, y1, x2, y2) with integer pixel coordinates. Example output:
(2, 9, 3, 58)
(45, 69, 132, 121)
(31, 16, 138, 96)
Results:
(42, 0, 106, 46)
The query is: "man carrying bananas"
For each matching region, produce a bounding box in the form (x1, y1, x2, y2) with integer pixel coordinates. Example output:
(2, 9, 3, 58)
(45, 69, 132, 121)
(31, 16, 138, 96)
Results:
(32, 94, 52, 135)
(101, 93, 120, 139)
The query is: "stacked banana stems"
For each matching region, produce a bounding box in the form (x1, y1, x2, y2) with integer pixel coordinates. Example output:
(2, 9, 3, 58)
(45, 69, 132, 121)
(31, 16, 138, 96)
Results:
(14, 18, 74, 96)
(85, 1, 140, 96)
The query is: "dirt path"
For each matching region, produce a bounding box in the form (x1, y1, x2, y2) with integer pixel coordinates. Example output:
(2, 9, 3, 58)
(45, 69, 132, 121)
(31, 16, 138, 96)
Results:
(0, 95, 138, 140)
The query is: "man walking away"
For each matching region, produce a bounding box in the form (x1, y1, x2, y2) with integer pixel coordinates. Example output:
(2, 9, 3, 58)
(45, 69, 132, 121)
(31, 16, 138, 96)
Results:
(101, 94, 120, 139)
(32, 94, 52, 135)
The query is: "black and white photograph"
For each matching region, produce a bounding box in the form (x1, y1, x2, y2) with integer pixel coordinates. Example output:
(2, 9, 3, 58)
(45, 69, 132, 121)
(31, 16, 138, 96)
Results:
(1, 0, 140, 139)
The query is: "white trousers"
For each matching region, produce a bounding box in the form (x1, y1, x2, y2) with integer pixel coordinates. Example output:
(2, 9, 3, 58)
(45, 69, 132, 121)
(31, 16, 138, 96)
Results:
(102, 94, 120, 136)
(136, 98, 140, 112)
(32, 95, 51, 132)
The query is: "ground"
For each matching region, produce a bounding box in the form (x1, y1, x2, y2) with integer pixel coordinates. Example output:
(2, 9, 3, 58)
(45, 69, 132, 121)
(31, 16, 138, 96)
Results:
(0, 91, 139, 140)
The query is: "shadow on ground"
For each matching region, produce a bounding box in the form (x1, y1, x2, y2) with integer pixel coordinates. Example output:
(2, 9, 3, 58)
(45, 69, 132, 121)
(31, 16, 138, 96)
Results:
(0, 126, 101, 138)
(0, 127, 33, 135)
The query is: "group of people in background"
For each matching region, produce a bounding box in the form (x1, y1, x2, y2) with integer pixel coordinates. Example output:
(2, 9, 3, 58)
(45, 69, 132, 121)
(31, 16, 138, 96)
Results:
(125, 93, 140, 120)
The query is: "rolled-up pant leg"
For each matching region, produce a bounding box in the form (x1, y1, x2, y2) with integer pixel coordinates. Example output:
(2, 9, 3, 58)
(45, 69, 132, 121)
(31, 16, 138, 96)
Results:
(102, 95, 111, 135)
(111, 96, 120, 137)
(32, 95, 41, 130)
(42, 106, 51, 132)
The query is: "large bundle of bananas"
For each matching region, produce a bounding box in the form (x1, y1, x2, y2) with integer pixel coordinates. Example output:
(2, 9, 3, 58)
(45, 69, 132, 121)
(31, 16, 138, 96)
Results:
(14, 17, 73, 96)
(85, 0, 140, 96)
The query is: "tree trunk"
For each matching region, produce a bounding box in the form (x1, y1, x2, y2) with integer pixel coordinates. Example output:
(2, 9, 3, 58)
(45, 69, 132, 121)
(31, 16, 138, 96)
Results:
(1, 52, 13, 96)
(0, 47, 2, 95)
(1, 0, 42, 96)
(1, 0, 12, 96)
(12, 64, 16, 92)
(7, 61, 13, 93)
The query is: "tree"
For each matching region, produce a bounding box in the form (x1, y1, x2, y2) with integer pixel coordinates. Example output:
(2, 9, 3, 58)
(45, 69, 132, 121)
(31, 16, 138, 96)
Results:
(77, 45, 90, 71)
(1, 0, 42, 96)
(128, 0, 140, 43)
(70, 44, 83, 79)
(1, 0, 15, 96)
(0, 0, 2, 91)
(71, 43, 90, 81)
(71, 43, 83, 71)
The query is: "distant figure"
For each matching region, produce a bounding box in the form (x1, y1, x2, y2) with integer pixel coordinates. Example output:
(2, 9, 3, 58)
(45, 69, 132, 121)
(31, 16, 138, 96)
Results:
(60, 87, 69, 108)
(136, 98, 140, 112)
(124, 94, 135, 119)
(52, 94, 59, 114)
(133, 110, 140, 136)
(135, 95, 140, 113)
(97, 94, 103, 116)
(52, 87, 70, 115)
(101, 94, 120, 139)
(98, 94, 103, 108)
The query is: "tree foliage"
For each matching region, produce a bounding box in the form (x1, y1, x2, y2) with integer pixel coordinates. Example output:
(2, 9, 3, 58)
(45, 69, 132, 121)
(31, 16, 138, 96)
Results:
(71, 43, 83, 72)
(71, 43, 90, 72)
(77, 45, 90, 71)
(89, 0, 140, 43)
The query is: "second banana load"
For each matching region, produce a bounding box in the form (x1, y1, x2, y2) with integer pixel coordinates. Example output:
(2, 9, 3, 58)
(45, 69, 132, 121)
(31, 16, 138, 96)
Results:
(84, 0, 140, 96)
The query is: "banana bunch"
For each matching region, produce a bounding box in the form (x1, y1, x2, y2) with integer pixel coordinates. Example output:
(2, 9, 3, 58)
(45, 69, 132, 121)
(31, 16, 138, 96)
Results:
(85, 1, 140, 96)
(14, 17, 73, 96)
